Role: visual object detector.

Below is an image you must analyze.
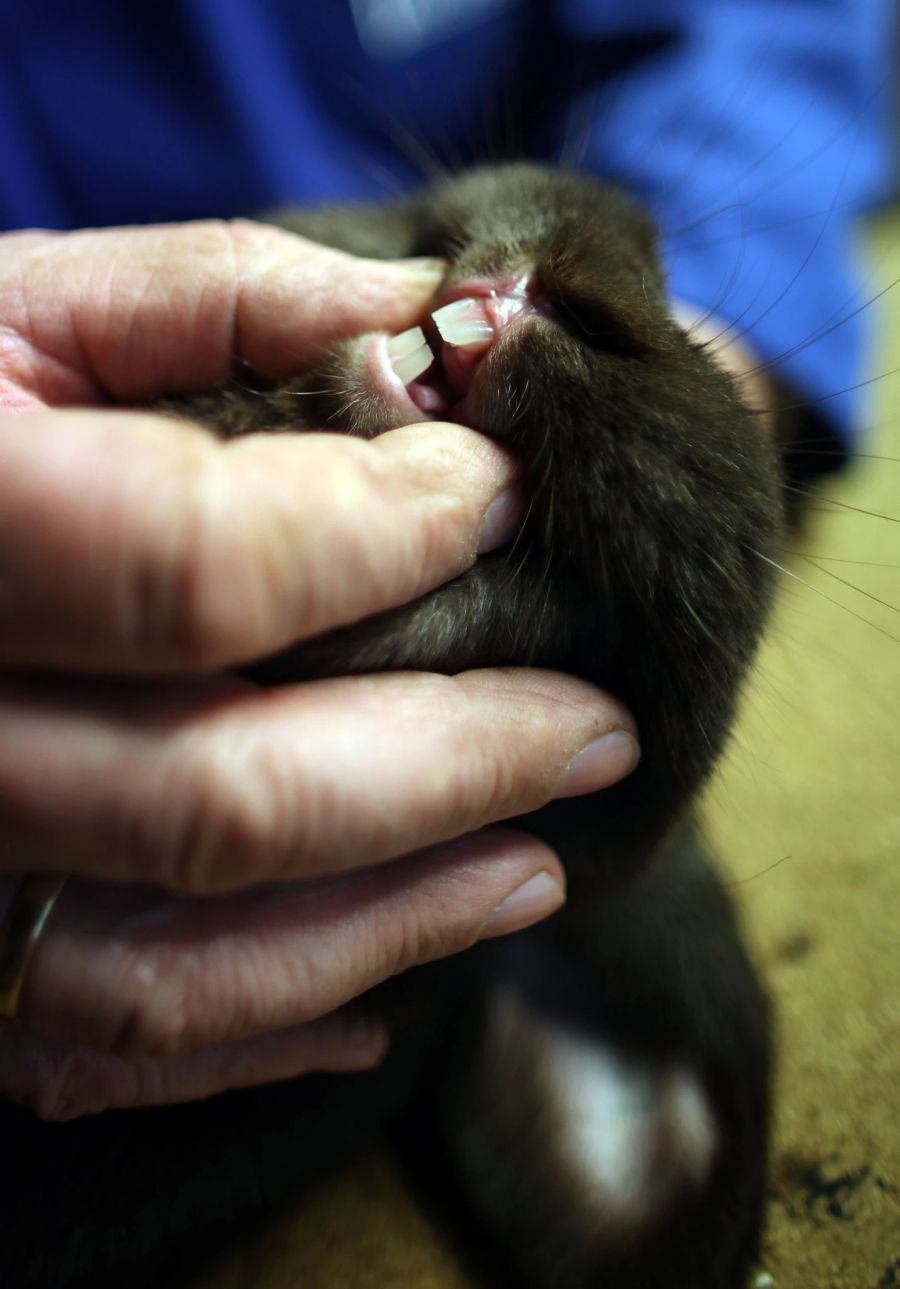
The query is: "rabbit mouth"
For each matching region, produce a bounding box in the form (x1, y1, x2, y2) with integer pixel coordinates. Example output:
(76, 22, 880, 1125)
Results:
(372, 271, 556, 423)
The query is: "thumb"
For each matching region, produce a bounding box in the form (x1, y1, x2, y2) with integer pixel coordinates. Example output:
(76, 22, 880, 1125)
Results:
(231, 220, 445, 379)
(0, 221, 443, 405)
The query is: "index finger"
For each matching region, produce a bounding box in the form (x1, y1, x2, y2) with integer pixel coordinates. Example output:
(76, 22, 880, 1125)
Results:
(0, 409, 518, 670)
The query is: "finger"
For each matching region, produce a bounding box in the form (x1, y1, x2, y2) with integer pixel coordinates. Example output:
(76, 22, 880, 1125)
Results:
(0, 1013, 389, 1122)
(0, 410, 519, 670)
(0, 221, 443, 405)
(15, 830, 566, 1058)
(231, 220, 445, 381)
(0, 670, 638, 891)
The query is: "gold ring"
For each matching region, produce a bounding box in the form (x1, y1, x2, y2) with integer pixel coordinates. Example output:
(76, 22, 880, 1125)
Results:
(0, 874, 67, 1021)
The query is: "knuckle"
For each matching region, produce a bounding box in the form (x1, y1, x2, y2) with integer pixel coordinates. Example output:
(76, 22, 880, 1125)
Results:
(121, 435, 250, 669)
(108, 990, 190, 1060)
(147, 738, 312, 895)
(162, 465, 246, 669)
(153, 775, 253, 896)
(381, 893, 473, 982)
(479, 744, 523, 820)
(384, 910, 426, 978)
(461, 741, 514, 823)
(416, 496, 464, 579)
(442, 714, 519, 830)
(455, 677, 559, 816)
(106, 945, 196, 1059)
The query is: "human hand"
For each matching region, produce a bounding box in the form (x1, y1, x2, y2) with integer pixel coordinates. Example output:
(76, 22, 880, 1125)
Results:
(0, 222, 639, 1119)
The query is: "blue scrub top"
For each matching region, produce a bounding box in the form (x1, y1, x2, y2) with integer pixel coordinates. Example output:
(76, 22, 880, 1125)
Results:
(0, 0, 893, 442)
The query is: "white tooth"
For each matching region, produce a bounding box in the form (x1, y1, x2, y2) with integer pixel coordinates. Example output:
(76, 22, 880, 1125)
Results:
(432, 297, 482, 324)
(392, 343, 433, 385)
(435, 318, 494, 347)
(432, 298, 494, 346)
(386, 325, 428, 359)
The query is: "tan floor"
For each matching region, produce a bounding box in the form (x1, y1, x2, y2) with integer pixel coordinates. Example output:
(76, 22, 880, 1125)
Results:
(702, 212, 900, 1289)
(201, 218, 900, 1289)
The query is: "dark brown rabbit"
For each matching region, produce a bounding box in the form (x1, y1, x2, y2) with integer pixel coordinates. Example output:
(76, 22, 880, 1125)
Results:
(1, 164, 784, 1289)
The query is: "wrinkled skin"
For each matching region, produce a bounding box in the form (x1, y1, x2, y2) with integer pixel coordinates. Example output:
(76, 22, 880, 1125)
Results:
(5, 165, 784, 1289)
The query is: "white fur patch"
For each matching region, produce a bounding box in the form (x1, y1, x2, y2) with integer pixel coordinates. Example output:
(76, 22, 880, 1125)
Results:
(495, 988, 719, 1227)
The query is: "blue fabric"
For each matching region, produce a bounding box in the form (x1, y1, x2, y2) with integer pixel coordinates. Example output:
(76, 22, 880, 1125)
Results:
(0, 0, 893, 442)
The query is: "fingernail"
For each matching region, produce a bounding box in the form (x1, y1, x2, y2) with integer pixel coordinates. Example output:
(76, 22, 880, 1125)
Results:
(477, 482, 526, 554)
(393, 257, 446, 290)
(478, 871, 566, 941)
(555, 729, 641, 798)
